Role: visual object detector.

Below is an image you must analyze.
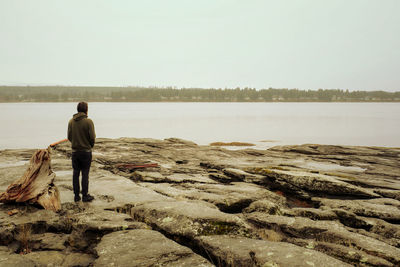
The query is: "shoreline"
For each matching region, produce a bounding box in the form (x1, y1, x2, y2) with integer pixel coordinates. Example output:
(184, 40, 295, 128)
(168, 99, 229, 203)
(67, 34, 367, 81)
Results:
(1, 139, 400, 151)
(2, 102, 399, 150)
(0, 138, 399, 266)
(2, 101, 400, 103)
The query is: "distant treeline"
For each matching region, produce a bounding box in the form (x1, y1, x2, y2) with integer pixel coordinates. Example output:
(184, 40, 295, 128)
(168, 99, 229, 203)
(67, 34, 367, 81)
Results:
(0, 86, 399, 102)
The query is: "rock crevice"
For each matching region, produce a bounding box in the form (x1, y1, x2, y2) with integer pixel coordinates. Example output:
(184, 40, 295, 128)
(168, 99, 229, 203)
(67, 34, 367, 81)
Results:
(0, 138, 399, 266)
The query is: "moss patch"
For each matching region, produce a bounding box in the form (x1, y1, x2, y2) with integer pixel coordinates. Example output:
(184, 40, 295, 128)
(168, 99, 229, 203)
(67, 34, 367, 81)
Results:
(199, 221, 252, 237)
(200, 221, 238, 235)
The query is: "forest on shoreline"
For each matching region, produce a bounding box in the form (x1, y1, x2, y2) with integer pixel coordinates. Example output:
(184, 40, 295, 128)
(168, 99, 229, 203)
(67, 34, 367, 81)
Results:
(1, 86, 399, 102)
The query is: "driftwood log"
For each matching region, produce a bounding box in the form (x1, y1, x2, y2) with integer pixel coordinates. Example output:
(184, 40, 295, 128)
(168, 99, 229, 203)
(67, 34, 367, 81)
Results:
(0, 148, 61, 212)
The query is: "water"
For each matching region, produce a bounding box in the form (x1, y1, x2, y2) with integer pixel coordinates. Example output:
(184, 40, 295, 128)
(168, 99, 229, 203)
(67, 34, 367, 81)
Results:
(0, 102, 399, 149)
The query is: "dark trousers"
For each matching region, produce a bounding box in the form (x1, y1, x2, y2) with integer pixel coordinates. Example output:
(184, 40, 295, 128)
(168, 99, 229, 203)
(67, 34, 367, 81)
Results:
(72, 151, 92, 197)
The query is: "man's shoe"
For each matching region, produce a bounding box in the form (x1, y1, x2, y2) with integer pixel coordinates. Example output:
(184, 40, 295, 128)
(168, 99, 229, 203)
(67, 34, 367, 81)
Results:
(74, 195, 81, 202)
(82, 194, 94, 202)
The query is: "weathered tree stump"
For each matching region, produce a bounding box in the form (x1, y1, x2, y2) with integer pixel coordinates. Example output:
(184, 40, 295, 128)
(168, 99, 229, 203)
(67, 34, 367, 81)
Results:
(0, 148, 61, 212)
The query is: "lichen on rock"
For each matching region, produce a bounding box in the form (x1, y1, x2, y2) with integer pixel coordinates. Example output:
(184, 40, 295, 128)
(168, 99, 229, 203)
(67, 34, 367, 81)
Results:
(0, 138, 399, 266)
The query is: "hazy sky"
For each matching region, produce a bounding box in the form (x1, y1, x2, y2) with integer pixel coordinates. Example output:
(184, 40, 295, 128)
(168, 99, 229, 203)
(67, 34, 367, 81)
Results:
(1, 0, 399, 91)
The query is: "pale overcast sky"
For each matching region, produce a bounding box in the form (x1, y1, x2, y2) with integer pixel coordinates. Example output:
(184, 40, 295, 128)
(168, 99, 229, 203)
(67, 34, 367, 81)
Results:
(0, 0, 399, 91)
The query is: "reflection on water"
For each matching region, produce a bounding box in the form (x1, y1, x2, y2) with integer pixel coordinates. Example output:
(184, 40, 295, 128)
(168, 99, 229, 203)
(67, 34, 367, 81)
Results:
(1, 102, 399, 149)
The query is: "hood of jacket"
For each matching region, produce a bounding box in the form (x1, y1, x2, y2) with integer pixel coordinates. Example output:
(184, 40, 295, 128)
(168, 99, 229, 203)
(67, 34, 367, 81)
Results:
(73, 112, 87, 121)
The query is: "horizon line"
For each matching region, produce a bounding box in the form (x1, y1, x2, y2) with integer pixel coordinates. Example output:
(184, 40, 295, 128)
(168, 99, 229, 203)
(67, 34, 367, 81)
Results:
(0, 84, 398, 93)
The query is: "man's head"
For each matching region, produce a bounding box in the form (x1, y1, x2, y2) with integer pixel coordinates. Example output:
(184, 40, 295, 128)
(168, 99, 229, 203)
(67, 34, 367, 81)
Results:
(77, 102, 88, 114)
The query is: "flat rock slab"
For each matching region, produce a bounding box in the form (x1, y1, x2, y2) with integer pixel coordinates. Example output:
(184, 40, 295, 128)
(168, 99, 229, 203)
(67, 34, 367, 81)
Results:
(132, 171, 216, 184)
(196, 235, 351, 267)
(143, 182, 285, 213)
(0, 207, 65, 243)
(71, 208, 149, 232)
(312, 242, 394, 267)
(165, 173, 217, 184)
(315, 197, 400, 221)
(21, 251, 95, 267)
(89, 172, 171, 208)
(1, 250, 95, 267)
(130, 200, 250, 238)
(1, 139, 400, 267)
(189, 182, 285, 212)
(222, 168, 265, 183)
(30, 233, 68, 251)
(374, 189, 400, 200)
(247, 213, 400, 265)
(0, 250, 36, 267)
(94, 229, 212, 267)
(244, 199, 283, 214)
(281, 207, 338, 220)
(247, 168, 378, 198)
(268, 144, 400, 189)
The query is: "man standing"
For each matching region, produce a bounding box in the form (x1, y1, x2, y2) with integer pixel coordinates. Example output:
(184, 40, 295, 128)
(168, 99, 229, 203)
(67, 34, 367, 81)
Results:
(68, 102, 96, 202)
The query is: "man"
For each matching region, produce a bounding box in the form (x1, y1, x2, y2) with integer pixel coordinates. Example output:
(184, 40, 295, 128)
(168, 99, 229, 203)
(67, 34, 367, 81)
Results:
(67, 102, 96, 202)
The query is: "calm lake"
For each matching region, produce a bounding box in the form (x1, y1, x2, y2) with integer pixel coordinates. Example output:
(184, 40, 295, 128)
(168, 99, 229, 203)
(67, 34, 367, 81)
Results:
(0, 102, 399, 149)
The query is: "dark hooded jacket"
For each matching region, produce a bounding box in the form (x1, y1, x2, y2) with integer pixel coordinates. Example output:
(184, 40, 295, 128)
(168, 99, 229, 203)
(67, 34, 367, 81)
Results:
(68, 112, 96, 152)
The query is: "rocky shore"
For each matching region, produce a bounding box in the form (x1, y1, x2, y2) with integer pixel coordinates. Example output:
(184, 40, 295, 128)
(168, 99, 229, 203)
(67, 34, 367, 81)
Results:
(0, 138, 399, 266)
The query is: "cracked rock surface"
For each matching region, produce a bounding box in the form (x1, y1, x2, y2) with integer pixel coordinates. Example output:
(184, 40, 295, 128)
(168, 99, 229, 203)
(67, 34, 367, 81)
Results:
(0, 138, 399, 266)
